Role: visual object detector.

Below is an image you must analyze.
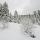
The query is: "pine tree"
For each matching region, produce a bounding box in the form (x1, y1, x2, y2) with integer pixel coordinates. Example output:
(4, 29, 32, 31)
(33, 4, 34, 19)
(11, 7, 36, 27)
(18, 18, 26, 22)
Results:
(38, 10, 40, 16)
(0, 3, 2, 17)
(34, 11, 37, 17)
(0, 2, 9, 22)
(14, 10, 18, 17)
(2, 2, 9, 16)
(9, 13, 13, 22)
(14, 10, 19, 23)
(0, 3, 2, 11)
(3, 2, 8, 8)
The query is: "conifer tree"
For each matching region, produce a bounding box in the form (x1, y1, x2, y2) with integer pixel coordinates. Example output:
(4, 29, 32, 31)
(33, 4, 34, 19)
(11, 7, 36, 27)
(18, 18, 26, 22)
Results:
(14, 10, 18, 17)
(14, 10, 19, 23)
(1, 2, 9, 22)
(9, 13, 13, 22)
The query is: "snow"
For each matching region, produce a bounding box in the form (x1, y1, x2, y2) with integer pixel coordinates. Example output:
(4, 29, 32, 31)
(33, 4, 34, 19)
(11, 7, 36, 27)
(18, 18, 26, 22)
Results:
(0, 22, 40, 40)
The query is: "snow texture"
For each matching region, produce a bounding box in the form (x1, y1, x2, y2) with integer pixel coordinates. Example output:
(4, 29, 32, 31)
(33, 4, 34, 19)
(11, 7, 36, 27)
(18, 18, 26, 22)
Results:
(0, 22, 39, 40)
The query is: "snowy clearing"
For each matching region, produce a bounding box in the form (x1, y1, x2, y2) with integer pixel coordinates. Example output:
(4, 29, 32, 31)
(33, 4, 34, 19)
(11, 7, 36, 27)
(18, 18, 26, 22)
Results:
(0, 22, 40, 40)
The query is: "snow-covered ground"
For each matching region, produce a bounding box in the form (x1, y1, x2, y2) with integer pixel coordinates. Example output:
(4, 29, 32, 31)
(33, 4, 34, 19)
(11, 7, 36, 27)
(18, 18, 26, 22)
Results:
(0, 22, 40, 40)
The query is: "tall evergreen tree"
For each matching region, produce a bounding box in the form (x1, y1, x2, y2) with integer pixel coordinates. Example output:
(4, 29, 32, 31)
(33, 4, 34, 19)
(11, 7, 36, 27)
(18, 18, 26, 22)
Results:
(38, 10, 40, 16)
(0, 3, 2, 12)
(0, 2, 9, 22)
(3, 2, 8, 8)
(34, 11, 37, 17)
(9, 13, 13, 22)
(14, 10, 19, 23)
(2, 2, 9, 16)
(14, 10, 18, 17)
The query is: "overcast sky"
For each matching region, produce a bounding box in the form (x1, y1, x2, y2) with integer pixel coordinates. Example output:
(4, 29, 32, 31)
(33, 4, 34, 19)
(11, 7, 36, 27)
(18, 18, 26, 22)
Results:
(0, 0, 40, 15)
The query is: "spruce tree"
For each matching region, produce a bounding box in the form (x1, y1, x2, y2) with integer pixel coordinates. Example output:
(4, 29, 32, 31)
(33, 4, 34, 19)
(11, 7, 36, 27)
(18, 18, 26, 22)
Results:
(9, 13, 13, 22)
(2, 2, 9, 16)
(14, 10, 18, 23)
(1, 2, 9, 22)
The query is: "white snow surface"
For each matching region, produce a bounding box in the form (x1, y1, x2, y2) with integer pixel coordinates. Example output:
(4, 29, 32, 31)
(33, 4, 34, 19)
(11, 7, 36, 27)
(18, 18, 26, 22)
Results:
(0, 22, 40, 40)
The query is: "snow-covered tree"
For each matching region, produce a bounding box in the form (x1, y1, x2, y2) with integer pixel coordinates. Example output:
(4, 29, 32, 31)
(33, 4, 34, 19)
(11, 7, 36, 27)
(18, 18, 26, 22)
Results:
(33, 11, 37, 17)
(14, 10, 19, 23)
(14, 10, 18, 17)
(0, 3, 2, 17)
(0, 2, 10, 22)
(9, 13, 13, 22)
(2, 2, 9, 16)
(38, 10, 40, 15)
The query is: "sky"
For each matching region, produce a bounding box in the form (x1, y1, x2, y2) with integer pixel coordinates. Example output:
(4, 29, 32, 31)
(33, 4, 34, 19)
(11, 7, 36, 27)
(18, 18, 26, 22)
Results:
(0, 0, 40, 15)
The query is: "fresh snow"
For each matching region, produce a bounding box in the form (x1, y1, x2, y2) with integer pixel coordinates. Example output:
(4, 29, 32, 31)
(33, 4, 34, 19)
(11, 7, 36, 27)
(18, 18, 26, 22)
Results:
(0, 22, 40, 40)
